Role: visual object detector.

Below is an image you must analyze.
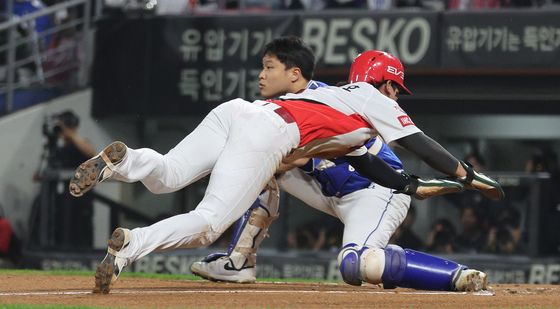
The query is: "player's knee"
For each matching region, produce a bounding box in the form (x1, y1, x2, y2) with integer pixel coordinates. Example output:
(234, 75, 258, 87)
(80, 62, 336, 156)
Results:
(337, 244, 385, 286)
(194, 196, 238, 235)
(338, 244, 362, 286)
(183, 211, 223, 247)
(359, 246, 385, 284)
(381, 244, 407, 287)
(142, 155, 183, 194)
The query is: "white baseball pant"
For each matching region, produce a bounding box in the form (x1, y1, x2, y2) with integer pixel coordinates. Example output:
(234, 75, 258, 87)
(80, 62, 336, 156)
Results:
(111, 99, 300, 264)
(278, 168, 410, 249)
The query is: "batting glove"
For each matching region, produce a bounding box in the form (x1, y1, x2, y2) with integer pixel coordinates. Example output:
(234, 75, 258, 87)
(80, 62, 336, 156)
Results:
(457, 161, 505, 201)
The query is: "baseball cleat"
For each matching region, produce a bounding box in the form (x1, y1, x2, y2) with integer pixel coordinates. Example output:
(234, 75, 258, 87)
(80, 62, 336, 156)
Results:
(413, 178, 464, 200)
(191, 255, 256, 283)
(69, 141, 127, 197)
(93, 228, 130, 294)
(454, 269, 488, 292)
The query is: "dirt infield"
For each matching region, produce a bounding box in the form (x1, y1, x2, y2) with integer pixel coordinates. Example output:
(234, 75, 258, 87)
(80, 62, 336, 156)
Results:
(0, 274, 559, 308)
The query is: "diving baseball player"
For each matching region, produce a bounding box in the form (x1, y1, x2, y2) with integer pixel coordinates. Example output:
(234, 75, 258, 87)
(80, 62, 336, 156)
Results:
(69, 45, 499, 294)
(190, 49, 497, 292)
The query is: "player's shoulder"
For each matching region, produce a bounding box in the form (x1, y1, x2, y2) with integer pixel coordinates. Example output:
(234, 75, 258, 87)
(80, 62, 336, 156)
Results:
(346, 82, 395, 103)
(332, 82, 376, 93)
(329, 82, 379, 98)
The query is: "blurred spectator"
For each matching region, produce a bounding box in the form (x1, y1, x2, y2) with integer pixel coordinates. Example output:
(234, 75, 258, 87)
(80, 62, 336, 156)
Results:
(455, 204, 488, 253)
(0, 2, 41, 87)
(486, 227, 517, 254)
(366, 0, 396, 9)
(500, 0, 535, 7)
(438, 148, 497, 253)
(281, 0, 326, 9)
(102, 0, 158, 13)
(425, 218, 456, 254)
(223, 0, 277, 10)
(38, 0, 87, 90)
(394, 0, 426, 9)
(51, 110, 96, 249)
(464, 150, 487, 172)
(325, 0, 368, 8)
(42, 25, 83, 90)
(281, 0, 372, 9)
(33, 110, 96, 249)
(287, 216, 342, 252)
(496, 206, 522, 245)
(0, 23, 35, 91)
(494, 227, 516, 253)
(442, 149, 492, 252)
(447, 0, 501, 10)
(525, 146, 559, 174)
(0, 0, 62, 113)
(46, 110, 96, 167)
(485, 206, 522, 254)
(0, 206, 22, 266)
(13, 0, 54, 48)
(390, 204, 423, 250)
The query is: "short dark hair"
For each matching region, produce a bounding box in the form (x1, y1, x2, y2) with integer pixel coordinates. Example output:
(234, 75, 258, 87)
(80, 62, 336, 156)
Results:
(262, 36, 316, 81)
(57, 110, 80, 128)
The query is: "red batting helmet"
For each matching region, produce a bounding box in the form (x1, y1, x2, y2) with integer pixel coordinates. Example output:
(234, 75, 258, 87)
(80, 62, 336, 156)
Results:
(348, 50, 411, 95)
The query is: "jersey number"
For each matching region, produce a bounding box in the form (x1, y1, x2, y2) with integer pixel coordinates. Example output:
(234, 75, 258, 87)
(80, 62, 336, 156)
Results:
(342, 85, 360, 92)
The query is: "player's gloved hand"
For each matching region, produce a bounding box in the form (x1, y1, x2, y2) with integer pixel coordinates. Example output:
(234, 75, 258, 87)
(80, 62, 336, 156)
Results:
(457, 161, 505, 201)
(395, 173, 464, 200)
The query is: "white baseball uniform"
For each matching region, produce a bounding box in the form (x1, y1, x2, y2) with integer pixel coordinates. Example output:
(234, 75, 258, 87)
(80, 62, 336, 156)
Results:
(109, 83, 420, 265)
(275, 82, 421, 146)
(279, 168, 411, 249)
(276, 82, 420, 248)
(278, 139, 412, 249)
(189, 82, 485, 292)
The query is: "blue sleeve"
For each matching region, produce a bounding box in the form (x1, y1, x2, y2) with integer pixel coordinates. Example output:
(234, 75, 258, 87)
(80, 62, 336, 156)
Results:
(307, 80, 328, 90)
(303, 138, 404, 197)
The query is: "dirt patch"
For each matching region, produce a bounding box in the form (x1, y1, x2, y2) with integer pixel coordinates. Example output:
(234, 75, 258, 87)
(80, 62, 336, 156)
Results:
(0, 274, 558, 308)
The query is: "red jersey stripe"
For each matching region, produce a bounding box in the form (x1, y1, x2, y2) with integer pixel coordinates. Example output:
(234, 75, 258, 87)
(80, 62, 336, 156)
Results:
(269, 99, 372, 147)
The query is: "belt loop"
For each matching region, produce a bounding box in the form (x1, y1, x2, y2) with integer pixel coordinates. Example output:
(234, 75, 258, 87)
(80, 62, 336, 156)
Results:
(274, 108, 295, 124)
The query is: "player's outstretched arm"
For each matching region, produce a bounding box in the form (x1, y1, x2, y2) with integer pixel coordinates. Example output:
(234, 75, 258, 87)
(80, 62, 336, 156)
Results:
(395, 132, 504, 200)
(345, 153, 409, 190)
(345, 152, 464, 199)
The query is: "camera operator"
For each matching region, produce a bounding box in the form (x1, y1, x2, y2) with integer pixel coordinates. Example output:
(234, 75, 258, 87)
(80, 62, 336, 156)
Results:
(47, 110, 96, 167)
(36, 109, 96, 249)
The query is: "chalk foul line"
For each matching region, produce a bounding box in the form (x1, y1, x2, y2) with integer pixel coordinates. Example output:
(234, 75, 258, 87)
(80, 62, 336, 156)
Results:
(0, 289, 495, 296)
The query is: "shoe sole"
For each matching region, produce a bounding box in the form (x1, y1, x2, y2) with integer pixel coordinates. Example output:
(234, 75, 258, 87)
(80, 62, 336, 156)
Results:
(93, 228, 127, 294)
(190, 263, 256, 284)
(461, 271, 488, 292)
(69, 141, 126, 197)
(93, 253, 116, 294)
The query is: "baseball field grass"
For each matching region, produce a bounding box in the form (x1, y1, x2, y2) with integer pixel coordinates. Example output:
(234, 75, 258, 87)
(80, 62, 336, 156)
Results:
(1, 269, 559, 308)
